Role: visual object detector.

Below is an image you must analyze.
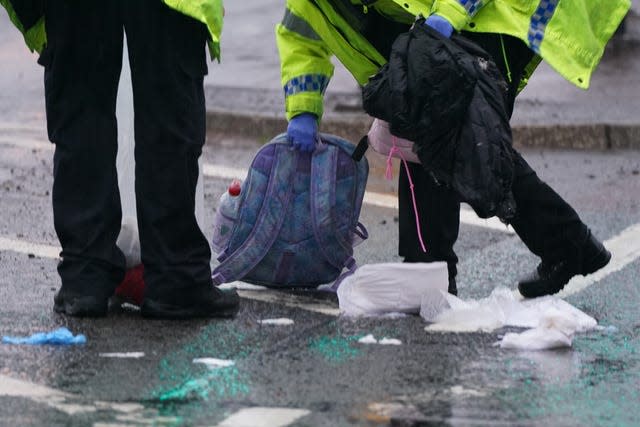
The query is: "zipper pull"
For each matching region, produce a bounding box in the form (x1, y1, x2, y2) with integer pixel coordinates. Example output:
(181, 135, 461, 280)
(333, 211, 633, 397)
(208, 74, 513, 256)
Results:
(362, 4, 368, 13)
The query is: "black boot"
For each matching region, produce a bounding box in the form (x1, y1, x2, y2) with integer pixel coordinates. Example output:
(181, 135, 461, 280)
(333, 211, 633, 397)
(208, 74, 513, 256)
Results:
(54, 291, 110, 317)
(518, 231, 611, 298)
(141, 286, 240, 319)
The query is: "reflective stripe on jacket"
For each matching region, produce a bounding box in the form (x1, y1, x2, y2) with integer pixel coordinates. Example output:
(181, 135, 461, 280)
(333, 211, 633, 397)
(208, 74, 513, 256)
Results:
(0, 0, 224, 61)
(276, 0, 630, 121)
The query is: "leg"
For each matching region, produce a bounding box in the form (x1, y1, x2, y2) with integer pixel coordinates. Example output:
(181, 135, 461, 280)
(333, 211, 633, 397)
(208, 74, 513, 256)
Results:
(42, 0, 125, 316)
(463, 33, 610, 296)
(508, 153, 610, 297)
(399, 162, 460, 294)
(123, 0, 238, 318)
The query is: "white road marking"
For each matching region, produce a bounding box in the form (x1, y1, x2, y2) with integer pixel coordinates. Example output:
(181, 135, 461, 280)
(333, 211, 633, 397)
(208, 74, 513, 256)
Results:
(192, 358, 235, 368)
(258, 318, 295, 325)
(0, 138, 52, 151)
(0, 124, 46, 136)
(213, 407, 311, 427)
(238, 290, 340, 317)
(202, 163, 245, 181)
(202, 163, 514, 233)
(99, 352, 145, 359)
(0, 374, 95, 415)
(0, 375, 172, 422)
(0, 237, 60, 259)
(0, 374, 311, 427)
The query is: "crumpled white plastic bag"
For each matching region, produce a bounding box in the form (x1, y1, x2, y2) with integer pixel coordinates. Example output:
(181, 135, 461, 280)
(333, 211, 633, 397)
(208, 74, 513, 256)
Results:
(337, 262, 448, 317)
(499, 307, 577, 350)
(422, 286, 598, 350)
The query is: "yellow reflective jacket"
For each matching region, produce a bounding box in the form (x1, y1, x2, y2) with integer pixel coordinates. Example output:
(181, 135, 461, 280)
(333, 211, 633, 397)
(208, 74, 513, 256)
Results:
(276, 0, 630, 120)
(0, 0, 224, 61)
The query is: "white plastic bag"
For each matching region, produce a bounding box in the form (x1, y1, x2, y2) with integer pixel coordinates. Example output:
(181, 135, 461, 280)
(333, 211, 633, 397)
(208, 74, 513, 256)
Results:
(422, 286, 599, 350)
(499, 307, 582, 350)
(337, 262, 448, 317)
(367, 119, 421, 164)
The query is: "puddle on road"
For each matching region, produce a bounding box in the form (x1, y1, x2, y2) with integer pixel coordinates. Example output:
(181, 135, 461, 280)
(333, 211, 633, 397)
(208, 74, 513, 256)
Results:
(493, 333, 640, 427)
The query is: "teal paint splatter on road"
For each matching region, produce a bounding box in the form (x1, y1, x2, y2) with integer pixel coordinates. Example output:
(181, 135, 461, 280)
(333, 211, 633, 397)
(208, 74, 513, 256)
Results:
(158, 365, 249, 402)
(308, 334, 362, 364)
(149, 323, 252, 409)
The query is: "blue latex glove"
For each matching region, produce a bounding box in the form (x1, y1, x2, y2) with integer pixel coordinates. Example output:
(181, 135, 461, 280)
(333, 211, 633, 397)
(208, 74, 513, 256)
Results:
(424, 14, 454, 38)
(287, 113, 318, 152)
(2, 327, 86, 345)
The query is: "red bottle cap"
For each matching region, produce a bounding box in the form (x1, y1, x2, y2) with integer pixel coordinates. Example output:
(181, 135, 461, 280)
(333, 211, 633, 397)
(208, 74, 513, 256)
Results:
(228, 179, 241, 196)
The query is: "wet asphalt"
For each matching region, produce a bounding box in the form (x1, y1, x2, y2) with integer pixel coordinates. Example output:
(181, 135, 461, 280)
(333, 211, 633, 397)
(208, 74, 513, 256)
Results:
(1, 125, 639, 426)
(2, 7, 640, 427)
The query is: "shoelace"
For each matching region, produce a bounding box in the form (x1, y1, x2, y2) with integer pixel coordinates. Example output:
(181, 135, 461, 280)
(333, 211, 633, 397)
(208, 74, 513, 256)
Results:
(385, 137, 427, 253)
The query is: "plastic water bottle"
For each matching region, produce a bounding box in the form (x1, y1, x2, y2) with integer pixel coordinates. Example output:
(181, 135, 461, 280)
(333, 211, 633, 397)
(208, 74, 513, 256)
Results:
(211, 179, 242, 253)
(218, 179, 242, 218)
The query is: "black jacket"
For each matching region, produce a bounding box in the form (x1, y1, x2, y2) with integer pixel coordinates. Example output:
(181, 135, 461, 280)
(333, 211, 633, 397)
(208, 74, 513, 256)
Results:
(362, 23, 516, 220)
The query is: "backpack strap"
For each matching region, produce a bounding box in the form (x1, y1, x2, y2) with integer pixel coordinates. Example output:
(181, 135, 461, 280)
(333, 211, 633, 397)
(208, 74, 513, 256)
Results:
(310, 140, 356, 277)
(212, 144, 295, 285)
(351, 135, 369, 161)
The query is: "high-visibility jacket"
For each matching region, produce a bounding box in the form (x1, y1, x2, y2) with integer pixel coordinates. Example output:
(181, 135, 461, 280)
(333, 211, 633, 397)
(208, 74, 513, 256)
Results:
(0, 0, 224, 61)
(276, 0, 630, 120)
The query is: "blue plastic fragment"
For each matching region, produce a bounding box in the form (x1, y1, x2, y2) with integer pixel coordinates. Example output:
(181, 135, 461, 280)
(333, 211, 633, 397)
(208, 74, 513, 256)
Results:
(2, 327, 86, 345)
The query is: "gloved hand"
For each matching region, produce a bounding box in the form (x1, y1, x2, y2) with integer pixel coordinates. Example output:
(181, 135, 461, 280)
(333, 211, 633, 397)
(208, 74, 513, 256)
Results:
(287, 113, 318, 152)
(424, 14, 454, 38)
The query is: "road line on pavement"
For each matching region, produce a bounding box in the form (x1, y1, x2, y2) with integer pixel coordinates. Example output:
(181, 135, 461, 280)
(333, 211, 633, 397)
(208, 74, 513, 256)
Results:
(0, 375, 172, 422)
(559, 222, 640, 298)
(202, 163, 514, 233)
(0, 237, 60, 259)
(237, 290, 340, 316)
(0, 374, 95, 415)
(0, 137, 52, 151)
(213, 407, 311, 427)
(0, 123, 46, 135)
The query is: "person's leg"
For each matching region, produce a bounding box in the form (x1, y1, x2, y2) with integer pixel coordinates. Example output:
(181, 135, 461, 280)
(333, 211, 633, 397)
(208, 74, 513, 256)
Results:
(508, 153, 610, 297)
(42, 0, 125, 316)
(398, 162, 460, 294)
(465, 32, 610, 297)
(123, 0, 238, 318)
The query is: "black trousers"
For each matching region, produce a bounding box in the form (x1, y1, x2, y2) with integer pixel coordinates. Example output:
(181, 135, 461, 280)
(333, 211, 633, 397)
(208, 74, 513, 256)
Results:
(398, 33, 590, 278)
(41, 0, 212, 300)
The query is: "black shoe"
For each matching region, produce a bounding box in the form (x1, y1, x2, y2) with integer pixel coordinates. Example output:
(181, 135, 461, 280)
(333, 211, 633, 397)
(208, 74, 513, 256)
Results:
(54, 291, 109, 317)
(141, 286, 240, 320)
(518, 233, 611, 298)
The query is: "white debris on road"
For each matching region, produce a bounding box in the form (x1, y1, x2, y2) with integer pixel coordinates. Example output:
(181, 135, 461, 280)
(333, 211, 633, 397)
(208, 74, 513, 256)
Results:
(192, 358, 236, 368)
(358, 334, 402, 345)
(258, 318, 295, 325)
(99, 352, 145, 359)
(422, 286, 598, 350)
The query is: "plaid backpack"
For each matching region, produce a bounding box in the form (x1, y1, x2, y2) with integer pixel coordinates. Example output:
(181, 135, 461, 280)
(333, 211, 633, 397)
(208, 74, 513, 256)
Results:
(211, 133, 369, 289)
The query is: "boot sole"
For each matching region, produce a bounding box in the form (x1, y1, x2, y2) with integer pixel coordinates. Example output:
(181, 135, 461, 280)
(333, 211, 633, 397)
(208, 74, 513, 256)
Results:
(582, 248, 612, 275)
(54, 296, 108, 318)
(519, 248, 612, 299)
(141, 300, 239, 320)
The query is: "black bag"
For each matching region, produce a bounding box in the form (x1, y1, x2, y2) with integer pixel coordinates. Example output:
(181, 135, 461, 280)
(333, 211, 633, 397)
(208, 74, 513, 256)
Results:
(362, 23, 516, 220)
